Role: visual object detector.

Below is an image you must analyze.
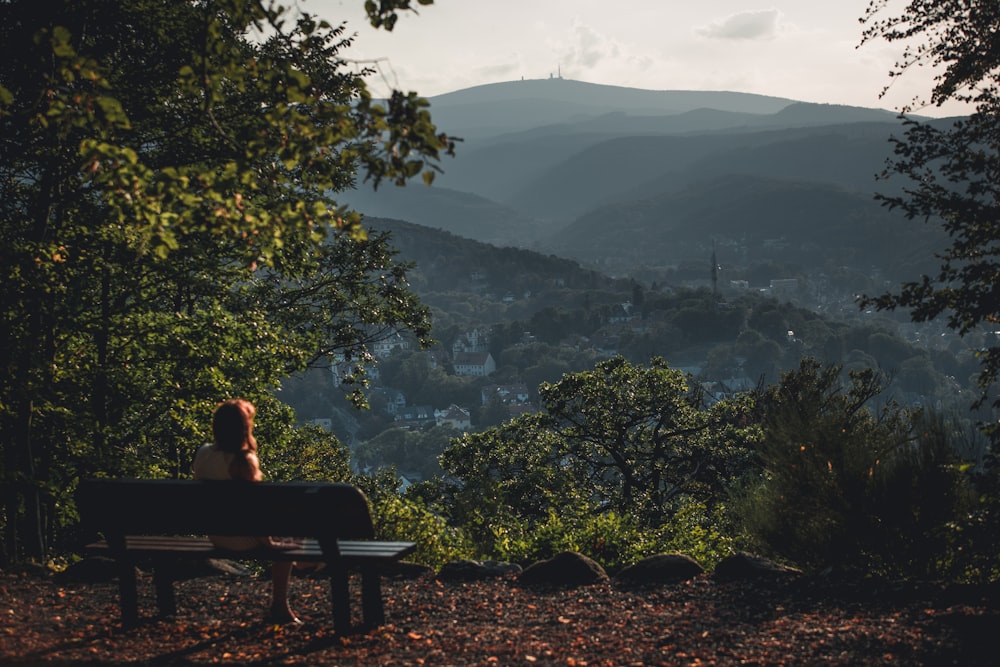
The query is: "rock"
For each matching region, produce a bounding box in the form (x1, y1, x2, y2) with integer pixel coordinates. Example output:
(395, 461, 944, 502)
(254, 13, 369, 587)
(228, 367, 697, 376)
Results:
(518, 551, 609, 588)
(613, 553, 705, 588)
(437, 559, 521, 582)
(712, 552, 801, 581)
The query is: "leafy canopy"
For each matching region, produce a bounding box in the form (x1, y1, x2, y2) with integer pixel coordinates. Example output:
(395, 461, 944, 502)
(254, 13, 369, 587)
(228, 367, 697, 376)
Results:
(860, 1, 1000, 422)
(440, 356, 761, 560)
(0, 0, 446, 562)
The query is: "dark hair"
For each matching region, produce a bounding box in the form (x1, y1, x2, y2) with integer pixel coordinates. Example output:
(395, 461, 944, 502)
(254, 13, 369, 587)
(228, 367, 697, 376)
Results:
(212, 398, 257, 454)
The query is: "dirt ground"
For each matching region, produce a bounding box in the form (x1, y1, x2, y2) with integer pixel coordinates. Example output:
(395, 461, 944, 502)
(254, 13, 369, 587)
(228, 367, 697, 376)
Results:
(2, 565, 999, 665)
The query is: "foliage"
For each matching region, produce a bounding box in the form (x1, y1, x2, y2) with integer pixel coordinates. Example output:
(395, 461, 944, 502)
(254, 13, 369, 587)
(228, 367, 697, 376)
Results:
(259, 423, 353, 484)
(537, 356, 760, 525)
(860, 0, 1000, 111)
(439, 356, 760, 567)
(860, 2, 1000, 422)
(499, 501, 736, 573)
(439, 414, 586, 557)
(737, 358, 969, 577)
(0, 0, 448, 563)
(645, 499, 738, 570)
(355, 470, 472, 571)
(354, 425, 458, 479)
(485, 506, 643, 573)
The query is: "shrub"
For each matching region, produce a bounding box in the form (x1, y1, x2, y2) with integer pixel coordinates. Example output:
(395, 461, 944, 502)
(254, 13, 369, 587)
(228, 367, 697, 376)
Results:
(736, 359, 969, 577)
(359, 469, 473, 571)
(371, 493, 473, 571)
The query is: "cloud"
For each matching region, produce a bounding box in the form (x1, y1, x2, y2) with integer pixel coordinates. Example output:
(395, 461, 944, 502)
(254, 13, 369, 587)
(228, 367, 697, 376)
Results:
(696, 9, 782, 41)
(552, 20, 653, 80)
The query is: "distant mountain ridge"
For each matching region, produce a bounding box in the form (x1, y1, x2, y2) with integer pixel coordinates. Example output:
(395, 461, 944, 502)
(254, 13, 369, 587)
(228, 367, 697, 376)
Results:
(345, 79, 950, 283)
(425, 79, 897, 140)
(426, 78, 798, 139)
(545, 173, 946, 281)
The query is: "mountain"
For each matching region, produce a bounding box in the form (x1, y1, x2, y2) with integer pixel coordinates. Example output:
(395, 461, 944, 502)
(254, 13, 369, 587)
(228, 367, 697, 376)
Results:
(365, 216, 625, 297)
(426, 78, 800, 139)
(343, 79, 954, 285)
(343, 184, 545, 247)
(544, 173, 947, 281)
(508, 122, 902, 222)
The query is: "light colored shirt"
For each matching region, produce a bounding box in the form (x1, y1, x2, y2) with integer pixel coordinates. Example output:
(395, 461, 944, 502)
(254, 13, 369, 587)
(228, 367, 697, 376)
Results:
(192, 444, 268, 551)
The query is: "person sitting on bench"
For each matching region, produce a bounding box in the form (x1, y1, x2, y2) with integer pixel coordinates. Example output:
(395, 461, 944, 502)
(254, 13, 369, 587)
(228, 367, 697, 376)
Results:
(192, 398, 300, 624)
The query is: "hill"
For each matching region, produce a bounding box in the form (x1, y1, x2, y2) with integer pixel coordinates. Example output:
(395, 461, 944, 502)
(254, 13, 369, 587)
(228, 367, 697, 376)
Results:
(365, 216, 625, 296)
(344, 79, 961, 324)
(544, 174, 947, 281)
(425, 78, 801, 139)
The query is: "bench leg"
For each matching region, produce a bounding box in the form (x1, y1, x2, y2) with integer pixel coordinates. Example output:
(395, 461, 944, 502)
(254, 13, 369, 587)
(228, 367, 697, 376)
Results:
(328, 563, 352, 634)
(360, 564, 385, 629)
(152, 565, 177, 617)
(116, 560, 139, 628)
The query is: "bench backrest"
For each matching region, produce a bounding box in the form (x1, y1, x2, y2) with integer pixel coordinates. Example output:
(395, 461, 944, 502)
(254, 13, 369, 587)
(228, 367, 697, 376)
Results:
(77, 478, 376, 541)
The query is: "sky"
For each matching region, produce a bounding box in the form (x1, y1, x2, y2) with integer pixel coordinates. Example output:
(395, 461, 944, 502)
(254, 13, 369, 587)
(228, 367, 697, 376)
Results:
(306, 1, 969, 118)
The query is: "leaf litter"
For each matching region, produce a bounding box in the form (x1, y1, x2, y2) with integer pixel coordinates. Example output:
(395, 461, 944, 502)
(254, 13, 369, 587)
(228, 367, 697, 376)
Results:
(1, 568, 997, 665)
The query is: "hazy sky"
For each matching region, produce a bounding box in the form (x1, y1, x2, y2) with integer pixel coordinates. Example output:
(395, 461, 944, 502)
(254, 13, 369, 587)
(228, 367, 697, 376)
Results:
(308, 1, 967, 117)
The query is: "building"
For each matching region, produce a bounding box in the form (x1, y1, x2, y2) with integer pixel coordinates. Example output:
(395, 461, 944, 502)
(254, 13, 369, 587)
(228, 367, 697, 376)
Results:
(436, 404, 472, 431)
(481, 383, 531, 405)
(453, 351, 496, 377)
(372, 333, 410, 359)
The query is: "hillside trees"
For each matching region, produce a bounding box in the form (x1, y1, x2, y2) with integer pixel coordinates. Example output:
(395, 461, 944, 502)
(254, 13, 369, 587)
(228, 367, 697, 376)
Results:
(861, 1, 1000, 421)
(859, 3, 1000, 576)
(0, 0, 448, 563)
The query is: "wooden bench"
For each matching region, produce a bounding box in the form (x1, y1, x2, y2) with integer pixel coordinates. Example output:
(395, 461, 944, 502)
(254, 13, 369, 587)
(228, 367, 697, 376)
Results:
(77, 478, 416, 633)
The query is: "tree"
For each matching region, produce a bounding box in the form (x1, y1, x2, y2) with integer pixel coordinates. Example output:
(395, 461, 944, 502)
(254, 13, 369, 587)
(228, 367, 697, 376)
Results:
(538, 356, 759, 524)
(443, 357, 760, 531)
(860, 2, 1000, 424)
(439, 414, 588, 557)
(739, 358, 966, 576)
(0, 0, 448, 563)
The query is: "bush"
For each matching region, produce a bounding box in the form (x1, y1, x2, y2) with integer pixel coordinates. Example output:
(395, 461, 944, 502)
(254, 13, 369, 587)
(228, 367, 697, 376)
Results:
(643, 500, 737, 570)
(736, 359, 969, 577)
(479, 498, 736, 573)
(359, 470, 473, 571)
(371, 493, 473, 571)
(485, 508, 645, 572)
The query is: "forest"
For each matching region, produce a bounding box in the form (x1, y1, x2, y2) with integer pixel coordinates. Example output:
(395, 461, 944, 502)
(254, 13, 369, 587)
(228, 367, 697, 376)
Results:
(3, 0, 1000, 591)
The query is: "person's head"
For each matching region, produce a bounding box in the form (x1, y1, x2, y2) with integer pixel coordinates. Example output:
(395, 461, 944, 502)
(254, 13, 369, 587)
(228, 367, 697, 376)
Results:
(212, 398, 257, 454)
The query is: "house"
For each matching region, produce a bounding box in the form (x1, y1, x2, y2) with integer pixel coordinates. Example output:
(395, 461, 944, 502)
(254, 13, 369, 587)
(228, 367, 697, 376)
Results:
(426, 348, 450, 369)
(608, 302, 635, 324)
(372, 333, 410, 359)
(452, 327, 491, 356)
(770, 278, 799, 299)
(591, 335, 620, 358)
(371, 387, 406, 416)
(329, 358, 372, 386)
(436, 404, 471, 431)
(395, 404, 434, 424)
(453, 351, 496, 377)
(481, 383, 531, 405)
(506, 403, 537, 419)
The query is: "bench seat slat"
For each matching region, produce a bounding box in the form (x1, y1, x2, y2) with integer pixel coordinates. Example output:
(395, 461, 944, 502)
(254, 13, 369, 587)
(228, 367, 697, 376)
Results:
(85, 536, 416, 562)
